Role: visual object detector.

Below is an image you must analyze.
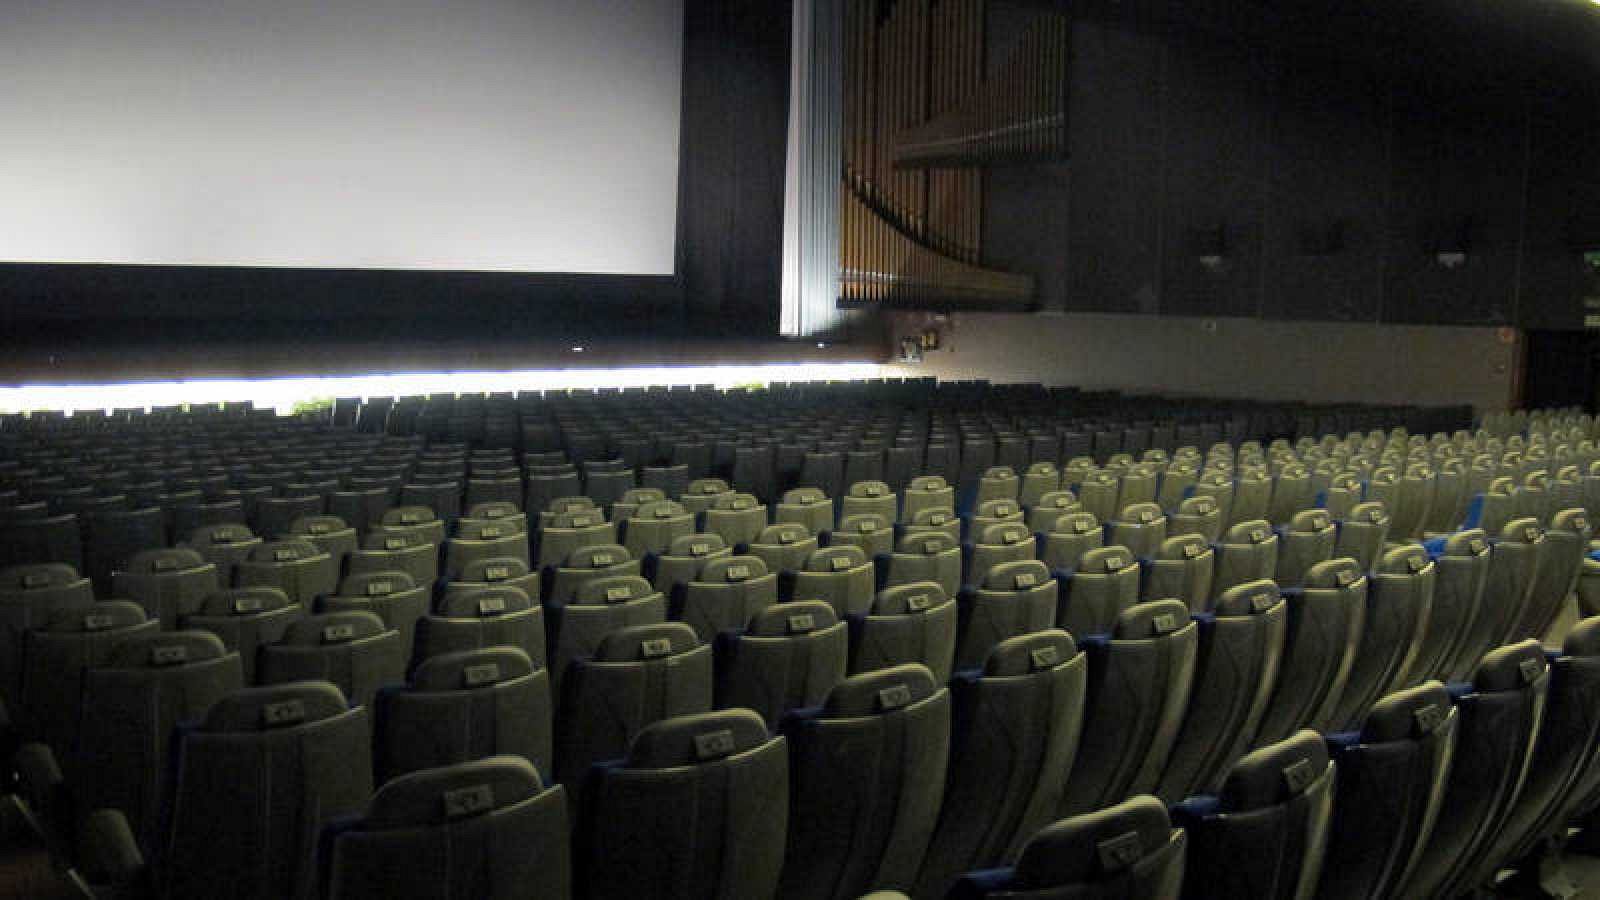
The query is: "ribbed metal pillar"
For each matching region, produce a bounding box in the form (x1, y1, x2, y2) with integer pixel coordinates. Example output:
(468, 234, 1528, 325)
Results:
(780, 0, 845, 337)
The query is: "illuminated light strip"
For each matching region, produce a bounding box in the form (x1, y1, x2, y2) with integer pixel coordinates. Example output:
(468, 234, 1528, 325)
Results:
(0, 363, 886, 415)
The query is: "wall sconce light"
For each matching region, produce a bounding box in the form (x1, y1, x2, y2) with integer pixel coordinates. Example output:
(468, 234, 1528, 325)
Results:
(1431, 216, 1473, 269)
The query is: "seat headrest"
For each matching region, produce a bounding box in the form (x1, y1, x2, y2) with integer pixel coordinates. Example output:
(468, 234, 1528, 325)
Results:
(874, 582, 950, 615)
(458, 557, 531, 583)
(361, 530, 429, 551)
(1553, 508, 1591, 535)
(981, 559, 1052, 592)
(667, 534, 729, 560)
(1347, 502, 1389, 525)
(45, 600, 148, 633)
(686, 478, 730, 496)
(821, 664, 938, 717)
(803, 546, 867, 572)
(1304, 558, 1364, 590)
(560, 544, 631, 571)
(1378, 545, 1432, 576)
(1220, 730, 1329, 810)
(279, 611, 389, 646)
(1118, 502, 1163, 525)
(1078, 546, 1135, 575)
(1213, 579, 1282, 617)
(984, 629, 1078, 677)
(363, 756, 545, 829)
(190, 523, 256, 545)
(1178, 496, 1217, 516)
(897, 531, 958, 554)
(466, 501, 521, 520)
(105, 630, 228, 668)
(1035, 491, 1079, 511)
(1156, 534, 1210, 561)
(979, 523, 1032, 546)
(1, 562, 83, 590)
(410, 647, 536, 692)
(572, 575, 656, 607)
(1223, 520, 1274, 545)
(849, 481, 892, 499)
(1289, 509, 1332, 533)
(457, 516, 526, 540)
(1013, 795, 1172, 886)
(982, 466, 1016, 481)
(908, 476, 948, 492)
(199, 587, 293, 617)
(976, 499, 1021, 519)
(838, 513, 890, 535)
(288, 516, 350, 537)
(619, 488, 667, 507)
(201, 681, 351, 733)
(436, 585, 533, 618)
(632, 500, 688, 521)
(782, 488, 828, 506)
(1499, 517, 1543, 545)
(746, 600, 839, 637)
(381, 506, 438, 526)
(911, 508, 957, 527)
(544, 495, 596, 515)
(124, 547, 209, 575)
(592, 622, 699, 662)
(349, 570, 423, 597)
(1360, 680, 1453, 742)
(1443, 529, 1489, 557)
(548, 509, 606, 530)
(1113, 600, 1192, 640)
(1474, 639, 1548, 693)
(249, 539, 325, 563)
(624, 709, 771, 768)
(697, 555, 769, 583)
(711, 493, 762, 512)
(755, 524, 812, 546)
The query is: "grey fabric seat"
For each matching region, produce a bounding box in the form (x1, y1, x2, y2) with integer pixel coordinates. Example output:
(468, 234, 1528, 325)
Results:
(75, 630, 244, 850)
(776, 487, 835, 535)
(369, 505, 447, 548)
(399, 479, 463, 521)
(620, 499, 696, 558)
(165, 681, 372, 900)
(582, 709, 788, 900)
(778, 665, 951, 900)
(902, 507, 962, 545)
(83, 508, 164, 593)
(967, 499, 1026, 543)
(535, 511, 616, 569)
(1419, 529, 1491, 684)
(953, 560, 1057, 672)
(1330, 544, 1436, 731)
(323, 570, 431, 668)
(1106, 502, 1168, 561)
(112, 547, 220, 629)
(234, 538, 340, 611)
(747, 523, 820, 573)
(1025, 490, 1082, 535)
(1334, 501, 1391, 572)
(544, 571, 659, 689)
(1172, 730, 1335, 900)
(1316, 682, 1458, 900)
(964, 523, 1036, 588)
(349, 531, 440, 589)
(0, 562, 94, 709)
(1141, 534, 1216, 613)
(713, 601, 847, 729)
(1018, 463, 1061, 511)
(1156, 580, 1287, 804)
(1253, 560, 1366, 745)
(610, 487, 668, 524)
(1274, 510, 1336, 588)
(828, 513, 894, 559)
(20, 601, 156, 764)
(702, 492, 769, 548)
(443, 527, 531, 580)
(554, 622, 711, 784)
(1268, 465, 1316, 526)
(181, 587, 303, 682)
(1170, 494, 1223, 544)
(415, 585, 546, 674)
(1057, 545, 1140, 639)
(915, 631, 1087, 900)
(1515, 507, 1591, 641)
(1060, 599, 1199, 816)
(1228, 470, 1272, 528)
(376, 646, 552, 783)
(850, 582, 958, 683)
(1396, 641, 1549, 900)
(679, 478, 734, 515)
(259, 611, 406, 709)
(1211, 520, 1279, 603)
(647, 532, 732, 595)
(1073, 470, 1120, 524)
(882, 531, 963, 600)
(439, 556, 540, 605)
(840, 480, 897, 524)
(252, 495, 324, 542)
(975, 467, 1021, 507)
(676, 555, 779, 643)
(546, 543, 642, 602)
(946, 794, 1187, 900)
(324, 756, 569, 900)
(286, 515, 359, 570)
(182, 522, 263, 584)
(789, 545, 876, 619)
(901, 475, 955, 525)
(1476, 518, 1546, 650)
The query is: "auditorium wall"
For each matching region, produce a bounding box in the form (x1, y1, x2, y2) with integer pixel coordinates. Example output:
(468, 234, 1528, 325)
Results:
(885, 312, 1519, 412)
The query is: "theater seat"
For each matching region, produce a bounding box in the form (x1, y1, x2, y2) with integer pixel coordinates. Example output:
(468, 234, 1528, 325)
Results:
(1333, 501, 1391, 573)
(375, 646, 552, 783)
(1515, 507, 1591, 641)
(779, 665, 950, 900)
(20, 601, 157, 764)
(112, 547, 220, 629)
(1170, 494, 1223, 544)
(915, 631, 1087, 900)
(953, 560, 1057, 671)
(647, 532, 732, 595)
(554, 622, 711, 784)
(747, 523, 820, 574)
(1329, 544, 1436, 731)
(324, 756, 569, 900)
(714, 600, 848, 728)
(439, 555, 541, 604)
(259, 611, 406, 709)
(582, 709, 787, 900)
(1254, 560, 1365, 745)
(414, 585, 546, 674)
(545, 543, 642, 602)
(1141, 534, 1215, 613)
(1056, 545, 1140, 640)
(1211, 520, 1279, 603)
(1274, 509, 1336, 588)
(165, 681, 373, 900)
(0, 562, 94, 708)
(620, 499, 696, 558)
(946, 795, 1187, 900)
(322, 570, 431, 667)
(849, 582, 957, 682)
(1396, 641, 1549, 900)
(235, 539, 339, 612)
(881, 531, 962, 600)
(1476, 518, 1546, 649)
(1060, 599, 1198, 816)
(675, 554, 779, 643)
(1156, 579, 1287, 803)
(1316, 681, 1457, 900)
(1419, 529, 1491, 684)
(182, 587, 303, 682)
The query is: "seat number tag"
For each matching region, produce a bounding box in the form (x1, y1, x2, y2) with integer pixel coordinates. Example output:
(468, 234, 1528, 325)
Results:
(693, 729, 736, 760)
(484, 566, 510, 581)
(690, 543, 710, 556)
(726, 565, 750, 581)
(1251, 593, 1276, 613)
(1336, 569, 1356, 587)
(1282, 758, 1317, 794)
(463, 663, 501, 687)
(831, 557, 853, 571)
(640, 637, 673, 658)
(151, 645, 189, 665)
(83, 613, 114, 631)
(366, 581, 393, 596)
(153, 557, 179, 572)
(481, 526, 503, 538)
(234, 596, 264, 614)
(877, 684, 912, 710)
(1519, 657, 1544, 685)
(443, 785, 494, 820)
(591, 553, 615, 567)
(787, 614, 816, 633)
(262, 699, 306, 728)
(1151, 613, 1178, 635)
(906, 593, 932, 612)
(275, 548, 299, 561)
(22, 573, 49, 588)
(1030, 646, 1060, 670)
(1014, 573, 1038, 589)
(477, 597, 507, 616)
(605, 586, 633, 603)
(1413, 704, 1444, 735)
(1097, 831, 1143, 873)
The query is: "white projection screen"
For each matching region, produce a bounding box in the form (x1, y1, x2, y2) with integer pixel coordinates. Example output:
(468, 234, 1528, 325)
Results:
(0, 0, 684, 274)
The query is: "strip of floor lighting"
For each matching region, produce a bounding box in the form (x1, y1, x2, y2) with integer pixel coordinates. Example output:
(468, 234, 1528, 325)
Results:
(0, 362, 887, 416)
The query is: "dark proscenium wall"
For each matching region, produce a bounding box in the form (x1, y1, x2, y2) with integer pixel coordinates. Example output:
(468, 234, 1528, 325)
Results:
(985, 1, 1600, 327)
(0, 0, 792, 344)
